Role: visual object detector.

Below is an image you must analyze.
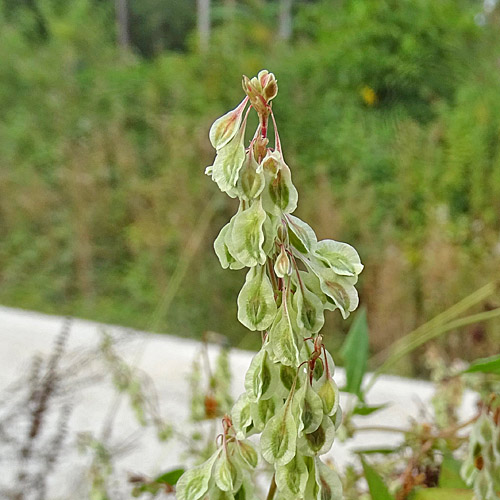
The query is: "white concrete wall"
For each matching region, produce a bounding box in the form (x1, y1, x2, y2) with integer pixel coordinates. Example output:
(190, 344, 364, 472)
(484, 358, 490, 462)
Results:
(0, 306, 477, 499)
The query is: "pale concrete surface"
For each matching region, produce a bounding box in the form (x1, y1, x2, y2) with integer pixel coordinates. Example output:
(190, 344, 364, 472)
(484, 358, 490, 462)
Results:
(0, 306, 477, 499)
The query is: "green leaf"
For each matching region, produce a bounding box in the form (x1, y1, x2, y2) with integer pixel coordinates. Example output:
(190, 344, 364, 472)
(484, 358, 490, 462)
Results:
(314, 240, 363, 277)
(439, 455, 469, 489)
(211, 123, 246, 195)
(269, 306, 300, 367)
(353, 403, 389, 416)
(361, 459, 395, 500)
(462, 354, 500, 375)
(229, 200, 267, 267)
(176, 452, 219, 500)
(237, 266, 277, 331)
(261, 401, 297, 466)
(340, 308, 369, 397)
(411, 489, 474, 500)
(353, 447, 398, 455)
(244, 349, 277, 402)
(153, 468, 184, 485)
(275, 454, 308, 499)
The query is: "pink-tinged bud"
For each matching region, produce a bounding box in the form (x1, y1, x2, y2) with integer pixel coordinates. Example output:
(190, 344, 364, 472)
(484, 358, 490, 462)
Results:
(274, 245, 292, 278)
(259, 70, 278, 102)
(242, 75, 267, 116)
(242, 70, 278, 116)
(209, 97, 248, 150)
(253, 136, 269, 161)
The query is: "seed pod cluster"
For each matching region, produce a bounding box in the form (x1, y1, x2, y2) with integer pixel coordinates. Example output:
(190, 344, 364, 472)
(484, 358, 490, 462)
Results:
(178, 70, 363, 500)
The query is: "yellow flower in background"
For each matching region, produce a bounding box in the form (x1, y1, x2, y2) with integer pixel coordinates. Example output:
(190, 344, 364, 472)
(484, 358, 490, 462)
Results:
(361, 85, 378, 106)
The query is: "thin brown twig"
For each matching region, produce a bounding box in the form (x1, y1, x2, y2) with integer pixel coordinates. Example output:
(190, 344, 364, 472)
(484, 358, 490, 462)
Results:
(266, 474, 277, 500)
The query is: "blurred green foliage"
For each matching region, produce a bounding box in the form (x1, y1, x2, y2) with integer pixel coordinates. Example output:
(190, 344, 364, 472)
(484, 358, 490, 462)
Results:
(1, 0, 499, 373)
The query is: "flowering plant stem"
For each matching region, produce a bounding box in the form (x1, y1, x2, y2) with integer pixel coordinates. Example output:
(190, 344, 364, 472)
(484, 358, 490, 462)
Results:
(176, 70, 364, 500)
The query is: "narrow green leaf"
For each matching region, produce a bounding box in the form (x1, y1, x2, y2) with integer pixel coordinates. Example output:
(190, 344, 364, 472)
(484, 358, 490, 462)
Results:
(411, 488, 474, 500)
(353, 447, 398, 455)
(340, 308, 369, 397)
(353, 403, 389, 416)
(361, 459, 395, 500)
(462, 354, 500, 375)
(153, 468, 184, 485)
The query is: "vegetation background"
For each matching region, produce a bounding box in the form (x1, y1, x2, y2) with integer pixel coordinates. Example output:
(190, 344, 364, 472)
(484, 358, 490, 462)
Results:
(1, 0, 500, 377)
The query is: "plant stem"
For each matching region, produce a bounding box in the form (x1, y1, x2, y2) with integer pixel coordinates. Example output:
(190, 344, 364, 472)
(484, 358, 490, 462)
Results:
(266, 474, 277, 500)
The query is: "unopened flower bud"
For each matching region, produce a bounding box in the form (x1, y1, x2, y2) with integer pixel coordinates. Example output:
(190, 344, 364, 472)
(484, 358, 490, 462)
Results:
(277, 223, 287, 243)
(242, 70, 278, 116)
(253, 136, 269, 162)
(274, 245, 291, 278)
(258, 70, 278, 102)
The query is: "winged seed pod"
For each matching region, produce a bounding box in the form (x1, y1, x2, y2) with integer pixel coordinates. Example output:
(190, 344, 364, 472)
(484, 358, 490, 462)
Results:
(461, 407, 500, 500)
(177, 71, 363, 500)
